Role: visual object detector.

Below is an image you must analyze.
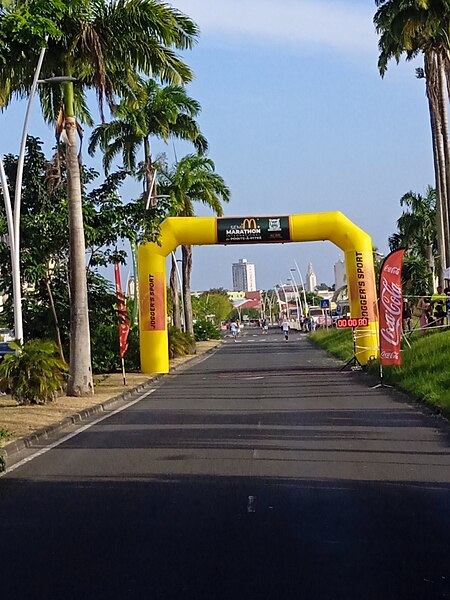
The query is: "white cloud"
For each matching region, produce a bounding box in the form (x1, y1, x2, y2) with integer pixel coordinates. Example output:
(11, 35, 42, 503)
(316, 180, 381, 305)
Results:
(171, 0, 377, 55)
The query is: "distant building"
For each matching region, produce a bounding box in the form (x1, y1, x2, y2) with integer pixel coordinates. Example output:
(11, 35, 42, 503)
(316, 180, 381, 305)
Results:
(232, 258, 257, 292)
(334, 259, 346, 290)
(305, 262, 317, 292)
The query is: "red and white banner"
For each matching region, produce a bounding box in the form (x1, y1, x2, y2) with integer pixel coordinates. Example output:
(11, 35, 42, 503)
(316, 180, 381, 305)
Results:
(114, 259, 130, 359)
(379, 249, 405, 366)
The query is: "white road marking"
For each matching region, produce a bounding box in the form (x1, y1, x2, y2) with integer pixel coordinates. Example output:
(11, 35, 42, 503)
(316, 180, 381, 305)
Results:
(0, 389, 156, 477)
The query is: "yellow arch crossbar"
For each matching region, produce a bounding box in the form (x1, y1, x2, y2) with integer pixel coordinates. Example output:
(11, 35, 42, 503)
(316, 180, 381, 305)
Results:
(138, 212, 379, 373)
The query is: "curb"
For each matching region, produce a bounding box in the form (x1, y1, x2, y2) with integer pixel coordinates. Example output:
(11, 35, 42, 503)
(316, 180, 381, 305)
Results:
(0, 340, 222, 467)
(0, 377, 158, 460)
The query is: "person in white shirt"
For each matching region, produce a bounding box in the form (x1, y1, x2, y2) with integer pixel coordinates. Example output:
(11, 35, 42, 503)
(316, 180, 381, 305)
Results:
(282, 319, 289, 341)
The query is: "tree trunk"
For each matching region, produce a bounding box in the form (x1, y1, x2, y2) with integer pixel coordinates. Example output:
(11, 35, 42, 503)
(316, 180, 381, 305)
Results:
(182, 244, 195, 342)
(143, 137, 157, 207)
(170, 253, 181, 329)
(425, 244, 435, 285)
(130, 237, 139, 327)
(426, 51, 447, 286)
(430, 104, 447, 286)
(65, 110, 94, 396)
(437, 52, 450, 273)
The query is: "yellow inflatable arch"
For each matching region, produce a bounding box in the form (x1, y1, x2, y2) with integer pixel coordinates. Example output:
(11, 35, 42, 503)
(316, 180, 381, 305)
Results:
(138, 212, 379, 373)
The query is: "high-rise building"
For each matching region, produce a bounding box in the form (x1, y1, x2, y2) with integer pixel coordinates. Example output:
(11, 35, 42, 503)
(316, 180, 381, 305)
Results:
(334, 259, 346, 290)
(232, 258, 257, 291)
(305, 262, 317, 292)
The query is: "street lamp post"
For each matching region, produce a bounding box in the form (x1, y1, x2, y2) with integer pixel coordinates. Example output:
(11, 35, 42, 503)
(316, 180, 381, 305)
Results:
(0, 53, 78, 344)
(279, 283, 291, 320)
(0, 44, 48, 343)
(175, 257, 186, 332)
(274, 285, 283, 320)
(286, 278, 300, 323)
(288, 273, 302, 325)
(169, 255, 186, 331)
(293, 262, 309, 315)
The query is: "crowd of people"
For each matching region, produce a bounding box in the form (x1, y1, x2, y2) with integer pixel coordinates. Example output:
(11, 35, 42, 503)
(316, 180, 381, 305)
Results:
(226, 286, 450, 343)
(403, 286, 450, 334)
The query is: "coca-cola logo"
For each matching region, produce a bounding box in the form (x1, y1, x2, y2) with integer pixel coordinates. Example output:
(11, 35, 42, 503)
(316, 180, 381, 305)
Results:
(380, 350, 400, 360)
(384, 265, 401, 275)
(380, 278, 402, 347)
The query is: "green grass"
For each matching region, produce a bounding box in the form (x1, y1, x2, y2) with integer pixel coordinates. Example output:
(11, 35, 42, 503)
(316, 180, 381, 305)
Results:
(311, 328, 450, 415)
(310, 328, 354, 362)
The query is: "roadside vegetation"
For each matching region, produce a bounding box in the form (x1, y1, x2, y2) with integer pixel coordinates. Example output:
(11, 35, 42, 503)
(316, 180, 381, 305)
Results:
(0, 0, 228, 397)
(0, 339, 67, 405)
(0, 428, 11, 446)
(0, 427, 11, 470)
(311, 327, 450, 414)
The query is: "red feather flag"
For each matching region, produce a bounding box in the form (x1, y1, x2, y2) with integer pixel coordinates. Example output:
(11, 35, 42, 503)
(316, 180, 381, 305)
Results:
(114, 258, 130, 362)
(379, 249, 405, 366)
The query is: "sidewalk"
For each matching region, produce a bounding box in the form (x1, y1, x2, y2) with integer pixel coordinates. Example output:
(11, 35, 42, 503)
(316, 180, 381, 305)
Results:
(0, 340, 221, 459)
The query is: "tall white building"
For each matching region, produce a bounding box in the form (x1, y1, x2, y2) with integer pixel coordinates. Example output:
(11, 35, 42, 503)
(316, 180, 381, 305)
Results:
(305, 262, 317, 292)
(232, 258, 257, 292)
(334, 259, 347, 290)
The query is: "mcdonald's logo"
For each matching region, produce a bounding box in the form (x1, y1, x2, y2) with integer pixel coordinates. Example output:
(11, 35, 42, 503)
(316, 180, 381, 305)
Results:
(241, 218, 257, 230)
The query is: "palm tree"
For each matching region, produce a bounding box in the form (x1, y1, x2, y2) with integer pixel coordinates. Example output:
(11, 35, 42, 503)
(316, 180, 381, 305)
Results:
(158, 155, 230, 336)
(88, 79, 207, 329)
(88, 79, 208, 207)
(389, 186, 437, 293)
(0, 0, 198, 395)
(374, 0, 450, 283)
(391, 187, 437, 268)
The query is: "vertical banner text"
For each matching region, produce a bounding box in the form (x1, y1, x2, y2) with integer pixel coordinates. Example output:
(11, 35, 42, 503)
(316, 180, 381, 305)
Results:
(140, 271, 165, 331)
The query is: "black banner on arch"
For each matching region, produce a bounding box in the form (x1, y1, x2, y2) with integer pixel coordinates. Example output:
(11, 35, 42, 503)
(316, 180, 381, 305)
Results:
(217, 216, 291, 244)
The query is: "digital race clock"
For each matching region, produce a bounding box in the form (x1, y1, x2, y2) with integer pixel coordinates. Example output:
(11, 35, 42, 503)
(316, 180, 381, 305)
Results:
(336, 317, 369, 328)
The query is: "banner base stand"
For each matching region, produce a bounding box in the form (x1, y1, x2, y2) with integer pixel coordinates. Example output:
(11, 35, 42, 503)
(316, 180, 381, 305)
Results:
(370, 364, 392, 389)
(340, 356, 363, 372)
(340, 327, 363, 372)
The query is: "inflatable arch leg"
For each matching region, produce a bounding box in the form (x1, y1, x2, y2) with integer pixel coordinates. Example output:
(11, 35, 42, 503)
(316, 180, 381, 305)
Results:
(138, 213, 379, 373)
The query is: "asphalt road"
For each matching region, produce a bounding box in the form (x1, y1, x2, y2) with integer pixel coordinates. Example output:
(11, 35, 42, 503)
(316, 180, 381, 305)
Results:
(2, 327, 450, 599)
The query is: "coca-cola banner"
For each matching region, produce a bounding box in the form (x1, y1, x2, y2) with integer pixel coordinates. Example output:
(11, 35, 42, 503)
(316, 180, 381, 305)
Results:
(379, 249, 405, 366)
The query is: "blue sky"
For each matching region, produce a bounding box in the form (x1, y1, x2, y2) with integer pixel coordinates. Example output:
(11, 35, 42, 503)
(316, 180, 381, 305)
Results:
(0, 0, 435, 291)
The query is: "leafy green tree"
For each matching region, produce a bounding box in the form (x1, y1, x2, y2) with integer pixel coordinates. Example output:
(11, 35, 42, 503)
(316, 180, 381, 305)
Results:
(0, 137, 171, 372)
(192, 291, 233, 325)
(0, 0, 198, 395)
(158, 154, 230, 335)
(374, 0, 450, 280)
(305, 291, 322, 306)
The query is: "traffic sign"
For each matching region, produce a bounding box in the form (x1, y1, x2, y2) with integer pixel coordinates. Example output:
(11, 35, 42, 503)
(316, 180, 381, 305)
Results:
(320, 299, 330, 309)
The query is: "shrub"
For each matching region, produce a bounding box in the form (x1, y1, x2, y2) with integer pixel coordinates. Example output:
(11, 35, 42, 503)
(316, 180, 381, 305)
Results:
(90, 322, 140, 373)
(124, 326, 141, 371)
(194, 319, 220, 342)
(0, 428, 11, 445)
(0, 339, 68, 404)
(168, 327, 195, 358)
